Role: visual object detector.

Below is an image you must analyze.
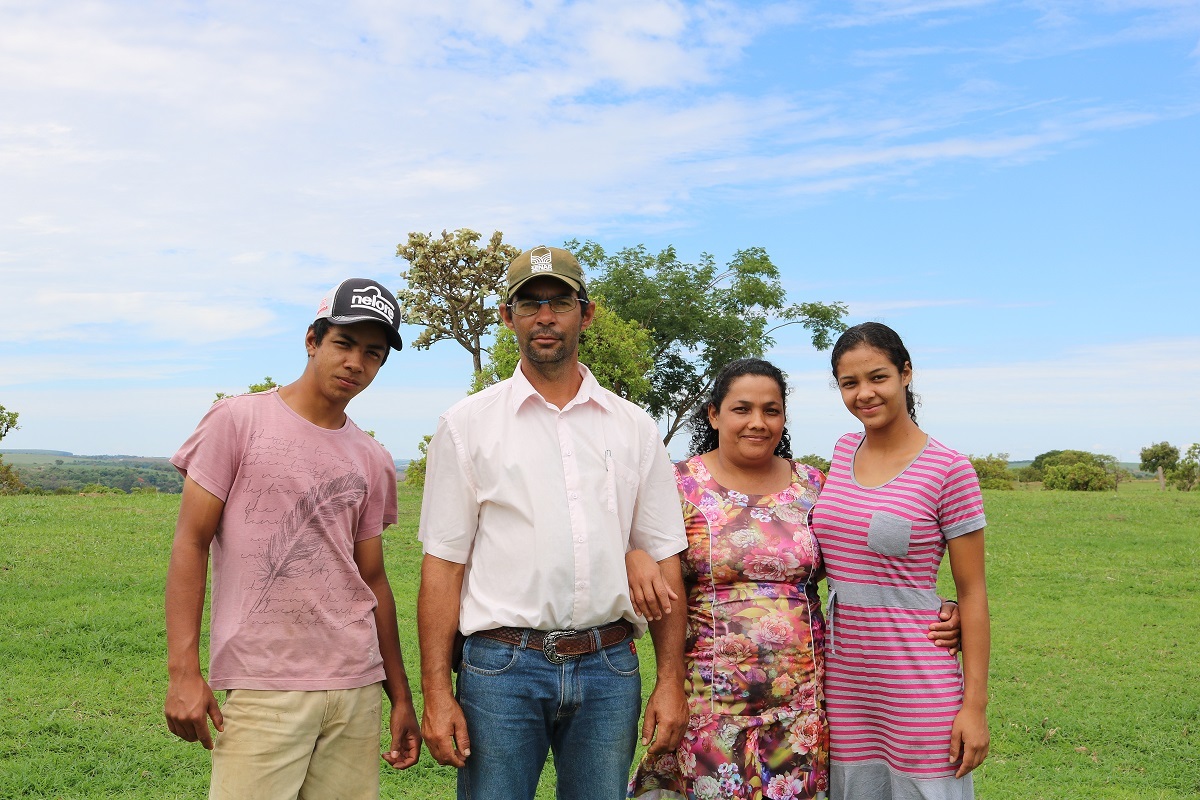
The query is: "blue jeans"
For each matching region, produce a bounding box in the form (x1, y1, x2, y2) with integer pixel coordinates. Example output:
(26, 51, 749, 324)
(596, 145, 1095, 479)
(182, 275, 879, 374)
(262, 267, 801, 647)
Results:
(455, 629, 642, 800)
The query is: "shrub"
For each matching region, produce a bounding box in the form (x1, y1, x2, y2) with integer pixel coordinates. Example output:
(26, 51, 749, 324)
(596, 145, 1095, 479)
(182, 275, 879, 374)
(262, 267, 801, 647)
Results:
(1043, 463, 1115, 491)
(798, 453, 831, 474)
(970, 453, 1015, 490)
(1015, 466, 1042, 482)
(404, 434, 433, 490)
(1169, 444, 1200, 492)
(0, 460, 25, 495)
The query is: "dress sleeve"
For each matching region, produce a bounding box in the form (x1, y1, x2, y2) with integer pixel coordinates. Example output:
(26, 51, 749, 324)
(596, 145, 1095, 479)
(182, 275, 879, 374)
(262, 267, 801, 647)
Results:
(938, 454, 987, 539)
(169, 400, 240, 502)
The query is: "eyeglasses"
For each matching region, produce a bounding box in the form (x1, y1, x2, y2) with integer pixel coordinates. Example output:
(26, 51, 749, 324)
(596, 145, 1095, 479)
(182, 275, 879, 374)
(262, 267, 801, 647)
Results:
(506, 296, 588, 317)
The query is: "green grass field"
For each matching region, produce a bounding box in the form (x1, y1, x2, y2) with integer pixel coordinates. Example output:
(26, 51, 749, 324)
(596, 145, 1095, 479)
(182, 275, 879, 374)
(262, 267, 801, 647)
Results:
(1, 482, 1197, 798)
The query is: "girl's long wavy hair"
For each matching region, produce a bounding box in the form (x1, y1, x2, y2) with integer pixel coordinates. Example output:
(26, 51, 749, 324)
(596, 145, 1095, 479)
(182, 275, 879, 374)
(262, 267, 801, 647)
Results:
(687, 358, 792, 458)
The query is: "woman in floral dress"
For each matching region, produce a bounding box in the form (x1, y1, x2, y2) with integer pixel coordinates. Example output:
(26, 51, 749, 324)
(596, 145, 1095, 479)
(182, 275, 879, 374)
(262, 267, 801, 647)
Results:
(627, 358, 829, 800)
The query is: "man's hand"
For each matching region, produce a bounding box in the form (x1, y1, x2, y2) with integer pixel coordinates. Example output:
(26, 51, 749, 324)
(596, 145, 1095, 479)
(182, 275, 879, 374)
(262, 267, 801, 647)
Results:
(642, 553, 688, 754)
(928, 600, 962, 655)
(421, 690, 471, 768)
(164, 672, 223, 750)
(382, 696, 422, 769)
(641, 680, 689, 754)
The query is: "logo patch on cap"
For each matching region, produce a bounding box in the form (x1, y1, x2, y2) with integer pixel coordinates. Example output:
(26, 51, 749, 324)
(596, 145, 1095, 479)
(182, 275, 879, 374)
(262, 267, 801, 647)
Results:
(530, 249, 553, 273)
(350, 285, 396, 322)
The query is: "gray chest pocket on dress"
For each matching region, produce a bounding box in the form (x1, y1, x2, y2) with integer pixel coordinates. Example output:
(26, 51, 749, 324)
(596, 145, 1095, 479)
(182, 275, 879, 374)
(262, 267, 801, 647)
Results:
(867, 511, 914, 557)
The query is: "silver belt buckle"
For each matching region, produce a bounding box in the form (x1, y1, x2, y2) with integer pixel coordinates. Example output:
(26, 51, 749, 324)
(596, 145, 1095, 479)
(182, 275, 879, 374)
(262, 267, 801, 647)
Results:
(541, 629, 575, 664)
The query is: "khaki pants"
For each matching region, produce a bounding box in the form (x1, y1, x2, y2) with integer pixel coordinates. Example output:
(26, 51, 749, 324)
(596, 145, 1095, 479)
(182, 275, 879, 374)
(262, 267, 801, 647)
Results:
(209, 684, 383, 800)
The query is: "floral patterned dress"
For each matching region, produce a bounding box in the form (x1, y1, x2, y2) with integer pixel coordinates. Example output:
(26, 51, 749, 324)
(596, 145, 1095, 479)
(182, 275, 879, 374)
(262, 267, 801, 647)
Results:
(628, 456, 829, 800)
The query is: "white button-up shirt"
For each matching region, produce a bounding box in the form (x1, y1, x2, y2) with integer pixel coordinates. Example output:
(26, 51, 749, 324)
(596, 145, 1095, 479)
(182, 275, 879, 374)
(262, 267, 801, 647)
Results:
(418, 363, 687, 636)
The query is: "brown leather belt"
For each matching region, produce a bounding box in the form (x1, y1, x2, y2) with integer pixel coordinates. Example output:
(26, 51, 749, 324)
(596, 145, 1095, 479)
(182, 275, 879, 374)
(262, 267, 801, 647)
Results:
(472, 620, 635, 665)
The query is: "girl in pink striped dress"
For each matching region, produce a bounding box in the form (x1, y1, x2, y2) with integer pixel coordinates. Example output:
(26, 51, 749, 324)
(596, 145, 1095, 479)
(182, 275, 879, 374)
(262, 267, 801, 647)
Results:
(811, 323, 990, 800)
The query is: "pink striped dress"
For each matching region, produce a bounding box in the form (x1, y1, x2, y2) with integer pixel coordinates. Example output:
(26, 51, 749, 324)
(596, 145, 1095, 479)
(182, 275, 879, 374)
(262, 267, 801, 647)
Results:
(810, 432, 985, 800)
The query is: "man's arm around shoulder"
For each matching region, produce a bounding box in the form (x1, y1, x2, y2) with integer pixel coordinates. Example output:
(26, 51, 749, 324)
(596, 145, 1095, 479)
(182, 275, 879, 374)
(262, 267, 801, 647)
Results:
(163, 476, 225, 749)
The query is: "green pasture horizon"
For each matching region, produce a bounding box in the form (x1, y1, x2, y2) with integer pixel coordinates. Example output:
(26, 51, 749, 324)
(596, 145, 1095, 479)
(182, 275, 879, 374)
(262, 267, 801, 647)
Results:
(0, 449, 414, 471)
(0, 448, 1139, 478)
(1, 482, 1197, 798)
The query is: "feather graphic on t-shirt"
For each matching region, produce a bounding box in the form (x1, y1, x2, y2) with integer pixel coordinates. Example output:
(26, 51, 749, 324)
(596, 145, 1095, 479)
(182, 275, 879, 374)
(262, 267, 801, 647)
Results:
(244, 472, 367, 619)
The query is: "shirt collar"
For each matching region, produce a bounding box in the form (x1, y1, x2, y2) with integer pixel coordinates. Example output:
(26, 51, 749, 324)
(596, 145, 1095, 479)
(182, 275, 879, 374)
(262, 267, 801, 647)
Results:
(509, 361, 615, 414)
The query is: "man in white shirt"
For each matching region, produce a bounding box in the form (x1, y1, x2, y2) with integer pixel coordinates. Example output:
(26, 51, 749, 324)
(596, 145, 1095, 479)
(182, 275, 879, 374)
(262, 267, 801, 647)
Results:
(417, 245, 689, 799)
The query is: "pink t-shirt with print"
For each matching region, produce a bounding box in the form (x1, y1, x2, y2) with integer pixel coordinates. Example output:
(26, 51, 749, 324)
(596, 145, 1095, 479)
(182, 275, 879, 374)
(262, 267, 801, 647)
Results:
(171, 389, 398, 691)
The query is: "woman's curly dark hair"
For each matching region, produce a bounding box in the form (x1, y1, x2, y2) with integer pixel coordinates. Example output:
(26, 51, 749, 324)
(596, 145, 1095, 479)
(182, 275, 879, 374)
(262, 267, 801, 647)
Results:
(687, 358, 792, 458)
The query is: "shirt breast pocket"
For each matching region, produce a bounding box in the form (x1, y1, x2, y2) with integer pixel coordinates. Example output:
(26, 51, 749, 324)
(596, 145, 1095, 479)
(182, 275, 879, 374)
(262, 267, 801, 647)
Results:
(605, 452, 640, 531)
(867, 511, 914, 557)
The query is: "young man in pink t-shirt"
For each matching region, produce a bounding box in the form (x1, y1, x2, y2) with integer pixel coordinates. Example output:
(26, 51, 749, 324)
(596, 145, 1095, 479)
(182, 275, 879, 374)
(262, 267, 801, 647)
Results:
(164, 279, 421, 799)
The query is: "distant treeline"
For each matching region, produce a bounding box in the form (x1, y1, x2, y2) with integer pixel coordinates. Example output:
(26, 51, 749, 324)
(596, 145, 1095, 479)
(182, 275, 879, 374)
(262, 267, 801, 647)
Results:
(15, 459, 183, 494)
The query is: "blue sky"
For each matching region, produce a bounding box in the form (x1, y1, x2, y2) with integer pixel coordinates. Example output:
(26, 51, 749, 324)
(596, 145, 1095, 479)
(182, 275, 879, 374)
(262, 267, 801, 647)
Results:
(2, 0, 1197, 462)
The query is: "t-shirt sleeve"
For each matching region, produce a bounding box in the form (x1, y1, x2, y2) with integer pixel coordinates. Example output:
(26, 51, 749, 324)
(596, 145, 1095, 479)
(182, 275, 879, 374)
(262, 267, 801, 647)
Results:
(169, 400, 240, 502)
(938, 454, 987, 539)
(356, 442, 398, 542)
(417, 417, 479, 564)
(628, 419, 688, 562)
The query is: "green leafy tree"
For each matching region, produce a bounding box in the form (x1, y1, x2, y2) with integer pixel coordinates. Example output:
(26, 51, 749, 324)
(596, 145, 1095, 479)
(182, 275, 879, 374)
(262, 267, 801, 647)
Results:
(214, 376, 278, 403)
(1025, 450, 1062, 481)
(395, 228, 521, 375)
(475, 302, 654, 403)
(1092, 454, 1131, 491)
(404, 434, 434, 489)
(571, 240, 847, 445)
(1043, 463, 1115, 491)
(0, 404, 25, 495)
(1029, 450, 1064, 472)
(1023, 449, 1104, 482)
(1140, 441, 1180, 490)
(798, 453, 831, 474)
(0, 404, 17, 442)
(970, 453, 1015, 490)
(0, 456, 23, 494)
(1169, 443, 1200, 492)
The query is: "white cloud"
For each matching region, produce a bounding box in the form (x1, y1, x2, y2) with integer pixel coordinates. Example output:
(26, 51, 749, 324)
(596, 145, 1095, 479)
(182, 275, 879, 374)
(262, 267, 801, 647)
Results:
(826, 0, 1000, 28)
(762, 337, 1200, 465)
(0, 0, 1195, 464)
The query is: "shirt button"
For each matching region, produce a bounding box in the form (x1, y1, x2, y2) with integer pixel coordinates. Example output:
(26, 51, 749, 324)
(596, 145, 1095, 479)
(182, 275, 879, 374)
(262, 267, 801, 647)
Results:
(570, 492, 578, 500)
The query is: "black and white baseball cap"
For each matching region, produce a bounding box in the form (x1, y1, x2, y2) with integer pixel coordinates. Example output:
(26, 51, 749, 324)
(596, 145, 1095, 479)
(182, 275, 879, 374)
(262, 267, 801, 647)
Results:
(314, 278, 403, 351)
